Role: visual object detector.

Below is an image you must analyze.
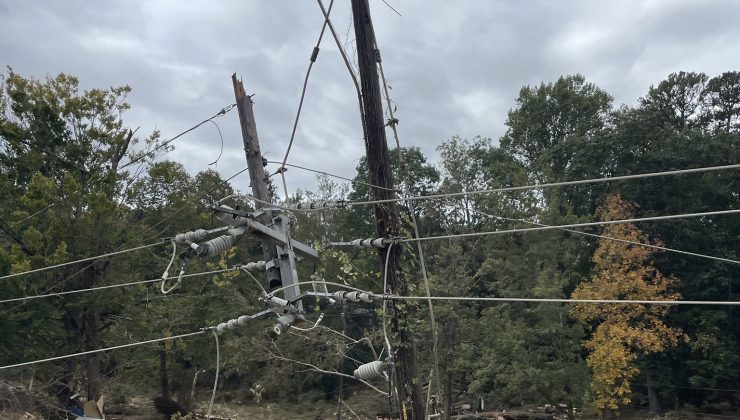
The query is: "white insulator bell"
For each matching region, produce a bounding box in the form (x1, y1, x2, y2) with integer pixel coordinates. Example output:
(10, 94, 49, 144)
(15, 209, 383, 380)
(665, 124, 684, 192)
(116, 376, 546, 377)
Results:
(353, 360, 387, 380)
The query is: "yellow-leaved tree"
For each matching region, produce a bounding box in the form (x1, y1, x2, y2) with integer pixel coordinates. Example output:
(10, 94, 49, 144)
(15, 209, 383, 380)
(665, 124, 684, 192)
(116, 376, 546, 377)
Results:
(571, 194, 684, 414)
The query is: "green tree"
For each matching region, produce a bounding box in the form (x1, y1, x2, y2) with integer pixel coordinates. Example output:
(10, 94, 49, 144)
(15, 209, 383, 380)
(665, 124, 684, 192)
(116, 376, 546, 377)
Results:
(0, 70, 159, 400)
(701, 71, 740, 132)
(640, 71, 708, 131)
(500, 74, 612, 185)
(346, 146, 439, 242)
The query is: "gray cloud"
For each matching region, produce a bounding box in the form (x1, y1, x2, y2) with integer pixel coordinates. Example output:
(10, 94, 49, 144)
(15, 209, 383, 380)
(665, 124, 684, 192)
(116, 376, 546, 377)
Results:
(2, 0, 739, 196)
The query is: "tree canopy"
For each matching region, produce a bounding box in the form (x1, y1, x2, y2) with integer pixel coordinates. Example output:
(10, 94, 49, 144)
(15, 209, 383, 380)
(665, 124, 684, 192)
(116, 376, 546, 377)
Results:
(2, 69, 739, 419)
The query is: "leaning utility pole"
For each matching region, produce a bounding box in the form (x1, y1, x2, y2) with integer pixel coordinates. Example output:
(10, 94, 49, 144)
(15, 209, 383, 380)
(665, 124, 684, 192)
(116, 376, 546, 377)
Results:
(351, 1, 425, 418)
(231, 74, 281, 290)
(230, 74, 314, 319)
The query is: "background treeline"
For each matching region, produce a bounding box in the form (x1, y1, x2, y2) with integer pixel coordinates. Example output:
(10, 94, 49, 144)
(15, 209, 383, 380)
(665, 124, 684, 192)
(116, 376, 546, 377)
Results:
(1, 69, 738, 418)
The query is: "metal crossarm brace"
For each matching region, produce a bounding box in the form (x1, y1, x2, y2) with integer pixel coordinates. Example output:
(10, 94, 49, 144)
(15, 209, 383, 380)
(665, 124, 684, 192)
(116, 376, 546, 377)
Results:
(210, 205, 319, 260)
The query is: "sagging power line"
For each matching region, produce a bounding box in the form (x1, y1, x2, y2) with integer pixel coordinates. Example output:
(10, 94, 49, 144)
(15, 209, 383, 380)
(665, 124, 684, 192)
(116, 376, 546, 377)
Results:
(397, 208, 740, 243)
(7, 104, 236, 230)
(0, 165, 251, 318)
(469, 208, 740, 266)
(8, 277, 739, 372)
(263, 160, 740, 266)
(0, 242, 166, 281)
(240, 163, 740, 213)
(331, 209, 739, 247)
(0, 267, 241, 304)
(347, 163, 740, 207)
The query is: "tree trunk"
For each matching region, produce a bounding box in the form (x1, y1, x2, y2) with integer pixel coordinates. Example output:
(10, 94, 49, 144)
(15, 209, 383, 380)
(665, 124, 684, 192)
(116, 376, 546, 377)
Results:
(443, 369, 453, 420)
(178, 365, 196, 411)
(83, 309, 101, 401)
(159, 342, 170, 399)
(646, 371, 660, 414)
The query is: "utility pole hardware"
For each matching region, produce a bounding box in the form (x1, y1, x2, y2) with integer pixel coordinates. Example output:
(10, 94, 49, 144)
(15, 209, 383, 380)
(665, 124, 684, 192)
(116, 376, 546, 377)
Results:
(230, 74, 315, 321)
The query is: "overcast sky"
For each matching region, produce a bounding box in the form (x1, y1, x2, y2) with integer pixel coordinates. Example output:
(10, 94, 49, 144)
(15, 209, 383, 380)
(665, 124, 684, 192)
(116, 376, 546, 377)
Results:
(2, 0, 739, 196)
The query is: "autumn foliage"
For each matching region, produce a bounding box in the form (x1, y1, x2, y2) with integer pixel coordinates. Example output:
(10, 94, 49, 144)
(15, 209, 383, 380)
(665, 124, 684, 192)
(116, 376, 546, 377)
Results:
(571, 194, 684, 411)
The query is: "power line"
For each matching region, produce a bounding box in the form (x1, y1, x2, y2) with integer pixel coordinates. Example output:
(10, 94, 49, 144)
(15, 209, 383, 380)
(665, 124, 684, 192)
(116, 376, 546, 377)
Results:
(206, 119, 225, 166)
(259, 161, 740, 265)
(279, 0, 335, 179)
(1, 166, 250, 316)
(371, 26, 442, 403)
(348, 163, 740, 207)
(7, 104, 236, 230)
(268, 280, 740, 306)
(399, 209, 740, 243)
(266, 160, 399, 192)
(118, 104, 236, 172)
(238, 165, 740, 214)
(142, 166, 250, 242)
(275, 0, 336, 218)
(316, 0, 367, 138)
(0, 267, 239, 304)
(380, 0, 402, 16)
(380, 295, 740, 306)
(469, 208, 740, 266)
(0, 242, 166, 280)
(653, 384, 740, 393)
(0, 331, 204, 370)
(8, 296, 736, 372)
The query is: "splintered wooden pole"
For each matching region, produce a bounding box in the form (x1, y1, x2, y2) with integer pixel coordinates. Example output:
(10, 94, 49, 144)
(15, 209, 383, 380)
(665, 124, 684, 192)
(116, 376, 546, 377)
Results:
(231, 74, 281, 289)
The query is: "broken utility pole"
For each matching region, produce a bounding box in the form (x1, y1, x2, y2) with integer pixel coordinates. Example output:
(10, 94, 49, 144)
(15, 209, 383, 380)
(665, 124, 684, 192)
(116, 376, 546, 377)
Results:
(231, 74, 282, 290)
(351, 1, 425, 419)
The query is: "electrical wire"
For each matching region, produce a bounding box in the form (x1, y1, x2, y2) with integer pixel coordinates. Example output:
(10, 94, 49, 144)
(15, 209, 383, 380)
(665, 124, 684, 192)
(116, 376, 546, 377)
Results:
(279, 0, 335, 183)
(159, 241, 179, 293)
(642, 384, 740, 393)
(258, 160, 740, 266)
(242, 267, 268, 296)
(292, 313, 326, 331)
(371, 26, 442, 402)
(341, 399, 363, 420)
(227, 193, 338, 212)
(0, 166, 250, 316)
(118, 104, 236, 172)
(7, 104, 236, 230)
(160, 263, 186, 295)
(380, 0, 402, 16)
(8, 292, 735, 372)
(0, 242, 166, 280)
(265, 279, 377, 299)
(269, 279, 740, 306)
(316, 0, 367, 139)
(266, 160, 399, 192)
(142, 166, 250, 242)
(206, 330, 220, 420)
(469, 208, 740, 266)
(381, 243, 394, 356)
(378, 295, 740, 306)
(236, 166, 740, 214)
(0, 331, 204, 370)
(0, 267, 240, 304)
(347, 163, 740, 207)
(206, 119, 225, 166)
(399, 209, 740, 243)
